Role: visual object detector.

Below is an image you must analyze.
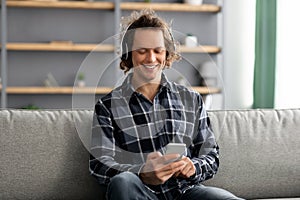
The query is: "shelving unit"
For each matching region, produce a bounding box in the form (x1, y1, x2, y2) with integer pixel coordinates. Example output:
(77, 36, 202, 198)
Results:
(1, 0, 223, 109)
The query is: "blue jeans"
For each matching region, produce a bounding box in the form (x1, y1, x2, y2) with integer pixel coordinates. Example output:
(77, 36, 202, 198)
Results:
(105, 172, 244, 200)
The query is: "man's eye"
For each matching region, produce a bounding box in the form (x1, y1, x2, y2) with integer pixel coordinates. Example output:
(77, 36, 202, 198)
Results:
(136, 49, 146, 54)
(155, 48, 166, 54)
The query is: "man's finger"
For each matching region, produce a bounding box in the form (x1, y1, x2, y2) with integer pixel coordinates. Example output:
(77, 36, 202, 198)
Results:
(147, 151, 162, 160)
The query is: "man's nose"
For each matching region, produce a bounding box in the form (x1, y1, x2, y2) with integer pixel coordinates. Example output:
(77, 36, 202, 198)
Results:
(146, 51, 156, 62)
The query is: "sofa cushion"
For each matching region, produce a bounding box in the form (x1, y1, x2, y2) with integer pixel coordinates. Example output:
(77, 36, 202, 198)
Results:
(206, 109, 300, 199)
(0, 110, 102, 200)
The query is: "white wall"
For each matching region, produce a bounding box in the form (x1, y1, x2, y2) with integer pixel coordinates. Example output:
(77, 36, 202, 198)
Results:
(222, 0, 255, 109)
(275, 0, 300, 108)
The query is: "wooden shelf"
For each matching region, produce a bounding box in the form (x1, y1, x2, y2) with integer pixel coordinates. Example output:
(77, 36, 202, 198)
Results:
(191, 86, 221, 94)
(120, 2, 221, 12)
(179, 45, 221, 54)
(6, 0, 114, 10)
(3, 42, 220, 53)
(4, 43, 114, 52)
(5, 87, 112, 94)
(6, 1, 220, 13)
(3, 86, 221, 95)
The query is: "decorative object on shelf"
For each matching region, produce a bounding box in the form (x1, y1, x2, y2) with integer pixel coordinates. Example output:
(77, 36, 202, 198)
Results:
(184, 0, 203, 5)
(50, 40, 73, 45)
(176, 76, 188, 86)
(44, 73, 59, 87)
(198, 61, 218, 86)
(77, 72, 85, 87)
(185, 33, 198, 47)
(22, 104, 40, 110)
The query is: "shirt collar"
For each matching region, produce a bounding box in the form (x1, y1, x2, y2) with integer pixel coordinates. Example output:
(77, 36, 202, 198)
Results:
(120, 72, 176, 97)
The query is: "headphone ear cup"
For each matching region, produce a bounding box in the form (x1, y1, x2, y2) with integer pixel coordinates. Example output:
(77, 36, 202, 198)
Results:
(124, 43, 129, 60)
(121, 42, 128, 61)
(167, 28, 176, 53)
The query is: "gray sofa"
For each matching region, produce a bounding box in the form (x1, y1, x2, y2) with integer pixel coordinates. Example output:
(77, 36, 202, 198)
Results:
(0, 109, 299, 200)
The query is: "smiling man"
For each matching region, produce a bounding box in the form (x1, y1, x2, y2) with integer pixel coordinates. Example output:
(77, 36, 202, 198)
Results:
(89, 9, 242, 200)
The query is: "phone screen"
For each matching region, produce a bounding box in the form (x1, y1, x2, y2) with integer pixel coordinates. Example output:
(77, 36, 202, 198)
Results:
(164, 143, 187, 164)
(165, 143, 186, 155)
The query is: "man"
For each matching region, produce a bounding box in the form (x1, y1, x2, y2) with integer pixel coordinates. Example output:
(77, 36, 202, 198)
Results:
(90, 9, 242, 200)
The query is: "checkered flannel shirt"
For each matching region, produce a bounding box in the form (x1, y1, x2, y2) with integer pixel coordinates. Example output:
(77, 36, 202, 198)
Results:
(89, 73, 219, 199)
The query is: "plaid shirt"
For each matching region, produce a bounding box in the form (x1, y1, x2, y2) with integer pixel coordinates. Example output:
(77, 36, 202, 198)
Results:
(89, 73, 219, 199)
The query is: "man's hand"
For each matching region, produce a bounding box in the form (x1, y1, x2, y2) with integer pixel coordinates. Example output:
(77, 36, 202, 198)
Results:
(139, 152, 185, 185)
(173, 156, 196, 178)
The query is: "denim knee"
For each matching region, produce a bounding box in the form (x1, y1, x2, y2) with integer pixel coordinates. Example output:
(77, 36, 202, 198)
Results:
(109, 171, 140, 189)
(107, 172, 146, 200)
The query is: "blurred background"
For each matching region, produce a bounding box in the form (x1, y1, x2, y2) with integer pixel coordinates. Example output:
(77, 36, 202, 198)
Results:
(1, 0, 299, 110)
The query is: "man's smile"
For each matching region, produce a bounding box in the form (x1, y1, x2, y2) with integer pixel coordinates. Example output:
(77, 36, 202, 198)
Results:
(143, 64, 160, 69)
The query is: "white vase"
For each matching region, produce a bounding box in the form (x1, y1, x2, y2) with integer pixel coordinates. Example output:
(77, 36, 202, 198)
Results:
(184, 0, 203, 5)
(199, 61, 218, 86)
(77, 80, 85, 87)
(185, 35, 198, 47)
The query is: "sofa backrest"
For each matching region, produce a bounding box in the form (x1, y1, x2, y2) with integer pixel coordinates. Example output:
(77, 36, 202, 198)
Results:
(207, 109, 300, 199)
(0, 110, 101, 200)
(0, 109, 299, 199)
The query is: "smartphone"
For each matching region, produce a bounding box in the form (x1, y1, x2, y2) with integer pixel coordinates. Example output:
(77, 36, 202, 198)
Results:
(164, 143, 187, 164)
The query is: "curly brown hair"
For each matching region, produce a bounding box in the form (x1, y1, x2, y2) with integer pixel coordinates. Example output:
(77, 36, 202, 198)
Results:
(120, 9, 181, 73)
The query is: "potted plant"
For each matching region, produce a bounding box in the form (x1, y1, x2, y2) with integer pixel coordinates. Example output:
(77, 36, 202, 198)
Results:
(77, 72, 85, 87)
(22, 104, 40, 110)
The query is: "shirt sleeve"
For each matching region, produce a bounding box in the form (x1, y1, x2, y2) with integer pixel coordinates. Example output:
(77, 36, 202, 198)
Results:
(89, 99, 143, 185)
(188, 95, 219, 183)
